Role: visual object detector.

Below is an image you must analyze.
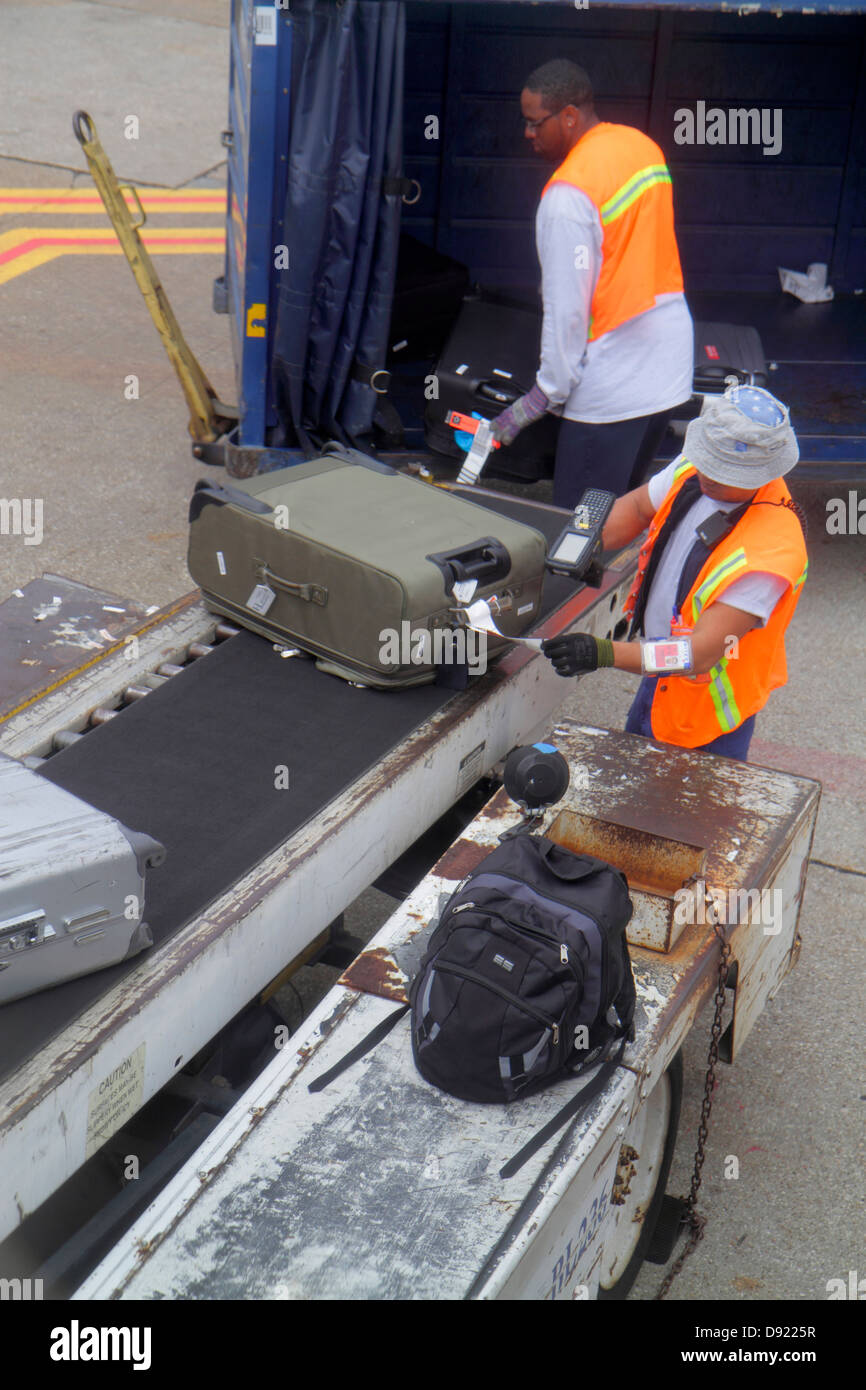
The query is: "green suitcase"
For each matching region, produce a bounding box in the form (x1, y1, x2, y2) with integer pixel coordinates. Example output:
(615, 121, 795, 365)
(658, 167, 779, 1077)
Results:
(187, 449, 548, 688)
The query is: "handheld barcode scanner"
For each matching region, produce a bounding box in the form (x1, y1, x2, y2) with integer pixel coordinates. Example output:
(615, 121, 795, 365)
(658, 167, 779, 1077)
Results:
(546, 488, 617, 589)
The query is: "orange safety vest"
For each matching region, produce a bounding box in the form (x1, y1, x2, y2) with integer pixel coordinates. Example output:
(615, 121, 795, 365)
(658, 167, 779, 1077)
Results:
(542, 123, 684, 342)
(623, 461, 809, 748)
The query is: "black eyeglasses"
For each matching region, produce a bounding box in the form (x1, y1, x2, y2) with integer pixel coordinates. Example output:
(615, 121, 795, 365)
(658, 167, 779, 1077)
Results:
(523, 109, 562, 133)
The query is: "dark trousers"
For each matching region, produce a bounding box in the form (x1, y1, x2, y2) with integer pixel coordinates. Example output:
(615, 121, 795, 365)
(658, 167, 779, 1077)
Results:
(553, 408, 675, 509)
(625, 676, 757, 761)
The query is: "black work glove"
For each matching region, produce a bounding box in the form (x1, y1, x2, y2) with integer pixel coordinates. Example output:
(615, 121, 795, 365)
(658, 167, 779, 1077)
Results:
(541, 633, 614, 678)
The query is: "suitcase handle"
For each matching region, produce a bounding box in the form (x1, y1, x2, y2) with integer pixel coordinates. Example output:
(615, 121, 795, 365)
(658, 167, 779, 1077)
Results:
(189, 480, 273, 524)
(321, 441, 398, 475)
(256, 563, 328, 607)
(426, 536, 511, 592)
(476, 379, 523, 406)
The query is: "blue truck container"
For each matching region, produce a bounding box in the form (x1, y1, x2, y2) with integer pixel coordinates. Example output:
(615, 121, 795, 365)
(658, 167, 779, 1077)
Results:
(215, 0, 866, 479)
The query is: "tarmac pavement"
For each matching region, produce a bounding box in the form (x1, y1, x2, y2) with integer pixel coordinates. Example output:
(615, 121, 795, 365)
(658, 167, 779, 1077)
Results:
(0, 0, 863, 1307)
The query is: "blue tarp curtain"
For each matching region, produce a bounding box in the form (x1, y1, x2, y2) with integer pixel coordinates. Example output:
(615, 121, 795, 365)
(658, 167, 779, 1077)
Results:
(269, 0, 405, 451)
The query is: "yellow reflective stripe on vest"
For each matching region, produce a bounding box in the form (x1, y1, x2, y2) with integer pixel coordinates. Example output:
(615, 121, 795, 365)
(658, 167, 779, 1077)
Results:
(707, 657, 741, 733)
(600, 164, 672, 226)
(794, 559, 809, 590)
(691, 548, 748, 621)
(673, 460, 693, 483)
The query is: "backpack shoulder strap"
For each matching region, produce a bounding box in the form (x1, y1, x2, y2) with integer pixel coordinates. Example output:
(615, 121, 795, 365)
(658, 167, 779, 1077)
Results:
(499, 1034, 628, 1179)
(308, 1002, 410, 1093)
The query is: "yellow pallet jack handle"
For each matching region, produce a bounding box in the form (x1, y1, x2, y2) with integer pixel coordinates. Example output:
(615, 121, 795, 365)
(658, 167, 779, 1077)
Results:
(73, 110, 237, 445)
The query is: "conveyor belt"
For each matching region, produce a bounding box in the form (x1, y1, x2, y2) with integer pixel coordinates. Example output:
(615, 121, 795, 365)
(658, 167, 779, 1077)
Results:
(0, 493, 582, 1081)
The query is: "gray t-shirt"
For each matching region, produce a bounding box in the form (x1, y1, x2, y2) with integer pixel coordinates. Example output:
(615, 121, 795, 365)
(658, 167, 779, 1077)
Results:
(535, 183, 694, 424)
(641, 459, 789, 639)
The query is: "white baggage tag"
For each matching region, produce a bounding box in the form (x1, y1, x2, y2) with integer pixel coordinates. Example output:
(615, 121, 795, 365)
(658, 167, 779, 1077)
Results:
(464, 598, 543, 651)
(246, 583, 277, 616)
(453, 579, 478, 605)
(456, 418, 493, 485)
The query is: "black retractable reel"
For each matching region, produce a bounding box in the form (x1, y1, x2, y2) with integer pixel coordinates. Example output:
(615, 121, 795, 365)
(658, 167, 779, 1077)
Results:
(500, 742, 570, 838)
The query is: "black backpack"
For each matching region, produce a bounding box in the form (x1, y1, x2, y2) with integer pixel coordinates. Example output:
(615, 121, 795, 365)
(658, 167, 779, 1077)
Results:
(310, 834, 636, 1178)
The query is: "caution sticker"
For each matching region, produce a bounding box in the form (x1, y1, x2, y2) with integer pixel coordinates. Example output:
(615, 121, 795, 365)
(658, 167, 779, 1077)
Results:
(85, 1043, 146, 1160)
(456, 740, 486, 796)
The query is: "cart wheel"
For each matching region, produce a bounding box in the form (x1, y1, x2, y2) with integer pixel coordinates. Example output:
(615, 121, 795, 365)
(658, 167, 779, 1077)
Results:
(597, 1050, 683, 1300)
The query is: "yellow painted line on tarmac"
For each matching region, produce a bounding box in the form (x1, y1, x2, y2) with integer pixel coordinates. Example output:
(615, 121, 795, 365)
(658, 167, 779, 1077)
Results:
(0, 186, 225, 216)
(0, 226, 225, 286)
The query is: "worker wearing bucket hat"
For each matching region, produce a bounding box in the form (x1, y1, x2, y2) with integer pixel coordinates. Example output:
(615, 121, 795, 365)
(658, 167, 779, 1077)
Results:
(542, 385, 808, 759)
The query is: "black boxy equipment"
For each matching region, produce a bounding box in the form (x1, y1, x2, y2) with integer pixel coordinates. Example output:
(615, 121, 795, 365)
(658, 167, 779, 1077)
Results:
(424, 297, 560, 482)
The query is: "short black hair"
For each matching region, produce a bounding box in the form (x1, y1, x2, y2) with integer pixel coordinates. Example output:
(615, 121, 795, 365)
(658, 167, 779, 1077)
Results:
(524, 59, 594, 112)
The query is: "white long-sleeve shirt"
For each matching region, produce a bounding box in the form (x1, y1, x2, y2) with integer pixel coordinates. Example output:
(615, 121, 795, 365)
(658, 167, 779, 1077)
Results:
(535, 182, 694, 424)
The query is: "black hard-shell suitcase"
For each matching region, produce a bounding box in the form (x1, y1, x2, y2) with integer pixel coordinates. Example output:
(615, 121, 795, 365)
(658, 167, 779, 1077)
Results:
(387, 234, 471, 363)
(426, 300, 769, 463)
(424, 297, 560, 482)
(692, 321, 768, 392)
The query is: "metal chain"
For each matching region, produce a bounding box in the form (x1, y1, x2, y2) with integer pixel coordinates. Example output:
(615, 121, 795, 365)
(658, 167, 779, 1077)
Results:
(655, 886, 732, 1300)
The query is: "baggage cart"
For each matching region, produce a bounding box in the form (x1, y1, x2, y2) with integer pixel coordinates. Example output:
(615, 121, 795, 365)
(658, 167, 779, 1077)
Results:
(75, 721, 820, 1301)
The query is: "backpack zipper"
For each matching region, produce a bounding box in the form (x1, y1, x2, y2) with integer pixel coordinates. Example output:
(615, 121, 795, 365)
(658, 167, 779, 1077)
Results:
(452, 876, 616, 1019)
(434, 959, 561, 1046)
(443, 905, 581, 986)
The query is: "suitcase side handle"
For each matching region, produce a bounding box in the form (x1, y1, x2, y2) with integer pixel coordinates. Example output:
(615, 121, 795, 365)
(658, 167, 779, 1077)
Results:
(256, 563, 328, 607)
(476, 379, 523, 406)
(189, 480, 274, 524)
(426, 537, 511, 593)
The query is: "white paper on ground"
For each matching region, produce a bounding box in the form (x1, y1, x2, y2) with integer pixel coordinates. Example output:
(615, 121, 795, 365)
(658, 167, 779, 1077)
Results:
(778, 263, 834, 303)
(463, 597, 544, 650)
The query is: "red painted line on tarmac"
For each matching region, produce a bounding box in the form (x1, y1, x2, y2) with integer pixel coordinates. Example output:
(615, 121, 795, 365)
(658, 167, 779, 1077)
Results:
(0, 234, 106, 264)
(0, 194, 223, 203)
(0, 232, 224, 266)
(749, 738, 866, 799)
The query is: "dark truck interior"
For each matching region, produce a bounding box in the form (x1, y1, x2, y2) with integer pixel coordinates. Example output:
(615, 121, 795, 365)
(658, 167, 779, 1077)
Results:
(379, 2, 866, 483)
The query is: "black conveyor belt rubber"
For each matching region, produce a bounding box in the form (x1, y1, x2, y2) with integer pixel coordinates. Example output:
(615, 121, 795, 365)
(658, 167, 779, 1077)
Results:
(0, 494, 579, 1080)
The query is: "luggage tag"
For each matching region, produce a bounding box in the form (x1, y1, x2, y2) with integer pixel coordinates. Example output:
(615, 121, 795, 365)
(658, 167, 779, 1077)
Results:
(446, 412, 500, 486)
(246, 582, 277, 616)
(463, 598, 543, 651)
(453, 579, 478, 606)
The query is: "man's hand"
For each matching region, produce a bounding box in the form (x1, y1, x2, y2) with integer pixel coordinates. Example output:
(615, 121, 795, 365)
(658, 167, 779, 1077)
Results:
(489, 383, 549, 446)
(541, 633, 614, 677)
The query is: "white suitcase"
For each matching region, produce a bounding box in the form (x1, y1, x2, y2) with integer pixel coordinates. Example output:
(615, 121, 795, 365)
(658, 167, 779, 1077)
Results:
(0, 754, 164, 1004)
